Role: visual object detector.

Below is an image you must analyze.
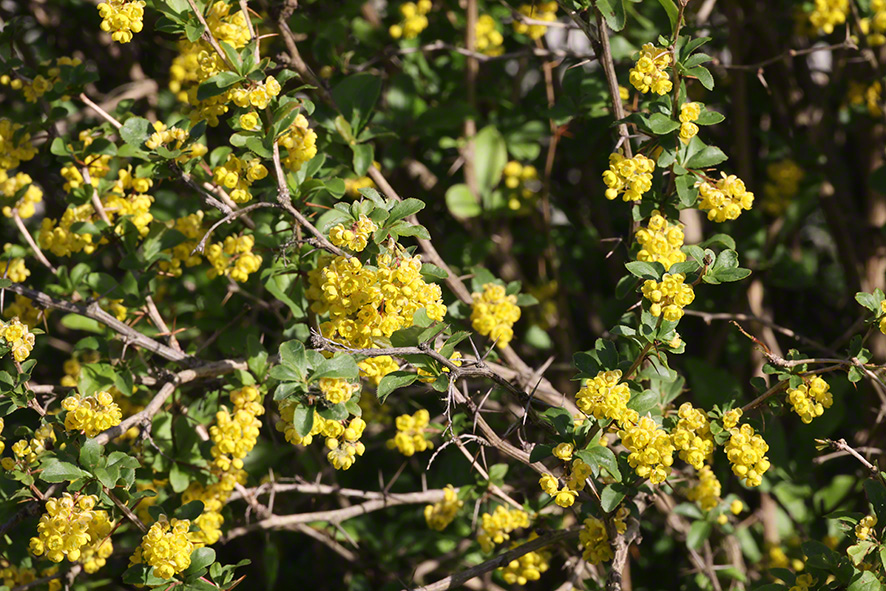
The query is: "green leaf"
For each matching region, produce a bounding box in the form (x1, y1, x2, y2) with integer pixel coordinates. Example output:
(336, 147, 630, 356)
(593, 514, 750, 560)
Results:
(310, 354, 359, 382)
(656, 0, 680, 30)
(279, 340, 308, 379)
(292, 404, 314, 437)
(646, 113, 680, 135)
(600, 483, 627, 512)
(687, 520, 712, 550)
(196, 71, 243, 101)
(377, 371, 419, 403)
(123, 564, 168, 586)
(183, 547, 216, 580)
(695, 108, 725, 126)
(351, 143, 374, 176)
(596, 0, 627, 31)
(119, 116, 151, 147)
(175, 500, 205, 521)
(332, 73, 382, 133)
(685, 144, 727, 169)
(79, 438, 103, 470)
(625, 261, 665, 280)
(170, 463, 191, 493)
(39, 458, 87, 483)
(864, 479, 886, 525)
(246, 335, 268, 380)
(473, 126, 508, 197)
(540, 407, 574, 437)
(445, 184, 481, 219)
(848, 570, 881, 591)
(675, 174, 698, 208)
(388, 198, 425, 223)
(686, 65, 714, 90)
(575, 445, 621, 481)
(488, 463, 508, 485)
(529, 444, 554, 463)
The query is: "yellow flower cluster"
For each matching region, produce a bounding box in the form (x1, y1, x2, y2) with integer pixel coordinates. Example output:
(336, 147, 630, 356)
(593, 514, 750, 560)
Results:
(6, 424, 55, 467)
(763, 159, 804, 216)
(330, 214, 378, 252)
(539, 458, 593, 508)
(97, 0, 145, 43)
(0, 119, 39, 173)
(168, 1, 251, 125)
(4, 295, 43, 328)
(0, 562, 38, 590)
(145, 122, 208, 163)
(209, 385, 264, 472)
(326, 416, 367, 470)
(787, 376, 833, 423)
(635, 211, 686, 271)
(135, 517, 194, 579)
(0, 57, 82, 103)
(159, 211, 205, 277)
(359, 394, 391, 425)
(579, 517, 614, 564)
(724, 422, 770, 487)
(358, 355, 400, 385)
(476, 15, 505, 56)
(687, 465, 721, 511)
(861, 0, 886, 45)
(477, 506, 530, 553)
(1, 172, 43, 219)
(319, 377, 360, 405)
(575, 369, 638, 427)
(502, 161, 540, 211)
(184, 386, 263, 546)
(212, 154, 268, 203)
(553, 442, 573, 461)
(389, 0, 432, 39)
(307, 250, 446, 348)
(275, 402, 367, 470)
(61, 391, 123, 437)
(679, 102, 701, 144)
(808, 0, 848, 35)
(513, 2, 558, 40)
(424, 484, 463, 531)
(856, 515, 877, 540)
(59, 135, 112, 193)
(603, 153, 655, 202)
(629, 44, 673, 95)
(641, 273, 695, 322)
(848, 80, 883, 118)
(345, 175, 376, 198)
(697, 173, 755, 222)
(38, 203, 99, 257)
(470, 283, 521, 349)
(620, 416, 675, 484)
(278, 114, 319, 172)
(29, 494, 114, 566)
(670, 402, 714, 470)
(1, 317, 36, 363)
(105, 167, 155, 237)
(206, 234, 263, 283)
(499, 533, 551, 585)
(722, 408, 742, 429)
(790, 574, 817, 591)
(388, 408, 433, 456)
(231, 76, 282, 112)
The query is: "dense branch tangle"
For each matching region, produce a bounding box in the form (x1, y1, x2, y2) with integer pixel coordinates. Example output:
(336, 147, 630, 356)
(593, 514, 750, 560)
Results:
(1, 1, 885, 591)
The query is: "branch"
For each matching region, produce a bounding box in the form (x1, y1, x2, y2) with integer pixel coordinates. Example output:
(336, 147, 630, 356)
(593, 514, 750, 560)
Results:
(92, 358, 248, 445)
(192, 202, 280, 255)
(410, 526, 581, 591)
(12, 211, 56, 273)
(271, 141, 346, 256)
(1, 284, 190, 364)
(223, 489, 448, 540)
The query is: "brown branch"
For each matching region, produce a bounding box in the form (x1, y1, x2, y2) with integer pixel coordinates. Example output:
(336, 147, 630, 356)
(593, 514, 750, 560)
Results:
(92, 358, 248, 445)
(410, 526, 581, 591)
(192, 202, 280, 255)
(223, 489, 448, 540)
(2, 284, 190, 364)
(12, 211, 56, 273)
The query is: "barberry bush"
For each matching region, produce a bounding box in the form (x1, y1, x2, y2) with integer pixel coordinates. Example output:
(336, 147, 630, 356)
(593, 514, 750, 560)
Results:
(2, 0, 886, 590)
